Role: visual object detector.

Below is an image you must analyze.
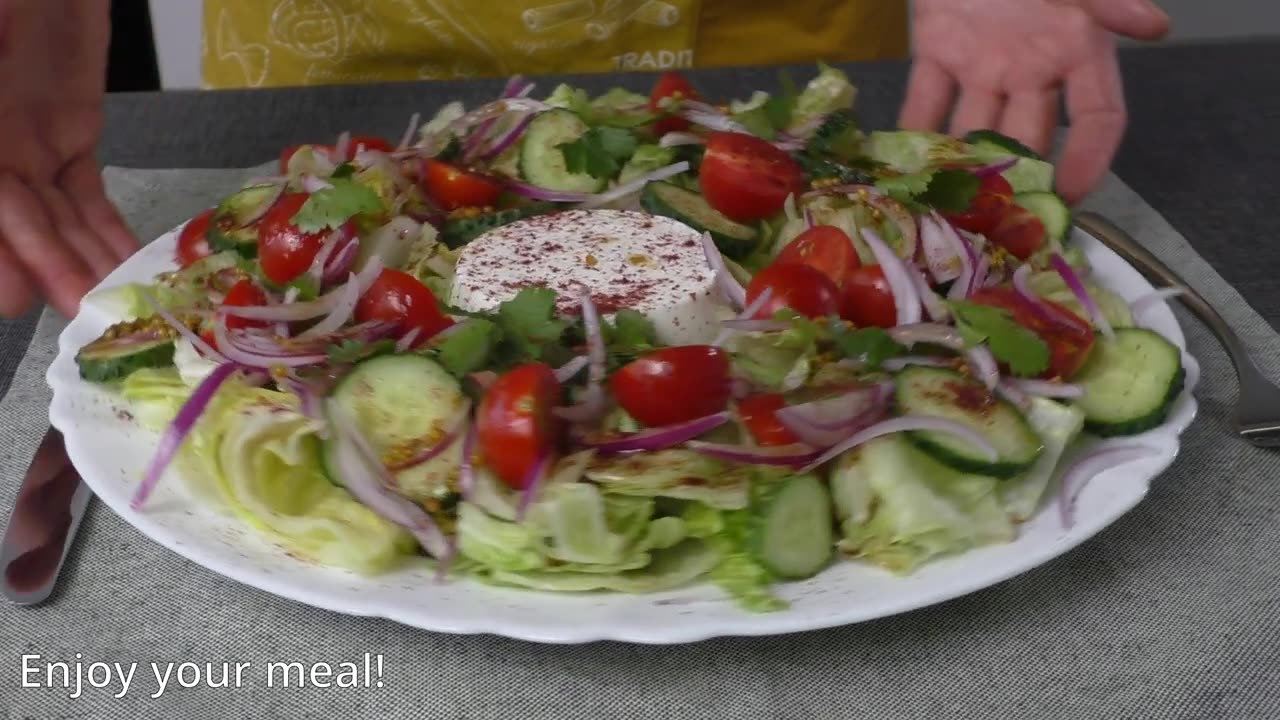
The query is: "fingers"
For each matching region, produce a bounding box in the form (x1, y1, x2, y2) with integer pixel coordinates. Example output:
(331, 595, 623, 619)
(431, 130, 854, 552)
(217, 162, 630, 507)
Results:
(1081, 0, 1171, 41)
(60, 157, 139, 264)
(998, 88, 1060, 158)
(899, 58, 956, 131)
(0, 173, 95, 318)
(36, 185, 117, 279)
(949, 87, 1005, 138)
(1056, 54, 1127, 204)
(0, 241, 38, 318)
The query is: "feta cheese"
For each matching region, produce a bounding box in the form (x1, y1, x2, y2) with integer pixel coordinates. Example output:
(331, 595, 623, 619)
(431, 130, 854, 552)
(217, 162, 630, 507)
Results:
(450, 209, 732, 345)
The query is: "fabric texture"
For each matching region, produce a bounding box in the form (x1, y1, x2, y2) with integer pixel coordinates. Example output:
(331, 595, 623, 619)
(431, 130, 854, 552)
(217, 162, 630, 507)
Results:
(200, 0, 908, 88)
(1, 161, 1279, 718)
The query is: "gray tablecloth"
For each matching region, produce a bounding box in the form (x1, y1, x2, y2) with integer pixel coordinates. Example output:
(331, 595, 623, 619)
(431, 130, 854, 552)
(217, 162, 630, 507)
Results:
(2, 154, 1280, 717)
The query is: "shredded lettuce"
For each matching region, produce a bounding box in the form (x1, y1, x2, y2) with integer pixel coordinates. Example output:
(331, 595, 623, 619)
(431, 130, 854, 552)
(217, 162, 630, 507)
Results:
(1026, 271, 1134, 330)
(584, 449, 751, 509)
(84, 282, 154, 321)
(419, 101, 465, 142)
(1000, 397, 1086, 522)
(832, 435, 1015, 573)
(618, 144, 677, 185)
(791, 63, 857, 130)
(730, 316, 820, 391)
(120, 368, 193, 431)
(478, 539, 719, 594)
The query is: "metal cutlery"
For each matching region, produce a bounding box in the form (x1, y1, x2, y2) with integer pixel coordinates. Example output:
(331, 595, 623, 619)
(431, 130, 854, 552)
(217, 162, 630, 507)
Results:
(1075, 212, 1280, 447)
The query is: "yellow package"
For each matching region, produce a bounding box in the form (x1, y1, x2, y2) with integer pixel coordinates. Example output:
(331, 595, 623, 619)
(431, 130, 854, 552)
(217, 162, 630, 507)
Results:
(202, 0, 908, 88)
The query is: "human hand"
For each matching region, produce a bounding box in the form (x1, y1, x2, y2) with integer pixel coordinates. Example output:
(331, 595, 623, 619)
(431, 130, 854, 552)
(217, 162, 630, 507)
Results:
(0, 0, 139, 318)
(900, 0, 1171, 203)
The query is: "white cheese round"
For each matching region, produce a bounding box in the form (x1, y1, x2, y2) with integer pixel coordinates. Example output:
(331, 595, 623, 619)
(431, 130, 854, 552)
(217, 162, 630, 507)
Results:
(449, 209, 731, 345)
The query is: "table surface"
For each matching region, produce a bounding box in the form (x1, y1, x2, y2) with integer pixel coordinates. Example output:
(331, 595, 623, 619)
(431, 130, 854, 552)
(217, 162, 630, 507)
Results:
(3, 38, 1280, 716)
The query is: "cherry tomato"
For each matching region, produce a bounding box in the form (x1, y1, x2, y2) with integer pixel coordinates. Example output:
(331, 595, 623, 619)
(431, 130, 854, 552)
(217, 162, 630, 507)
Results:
(354, 269, 454, 344)
(841, 265, 897, 328)
(422, 160, 504, 211)
(774, 226, 860, 287)
(610, 346, 732, 427)
(745, 263, 841, 319)
(944, 191, 1012, 236)
(699, 132, 805, 223)
(345, 135, 394, 157)
(969, 286, 1096, 379)
(175, 208, 215, 267)
(221, 278, 269, 331)
(256, 193, 355, 286)
(649, 71, 699, 136)
(476, 362, 562, 489)
(988, 205, 1048, 261)
(737, 393, 799, 446)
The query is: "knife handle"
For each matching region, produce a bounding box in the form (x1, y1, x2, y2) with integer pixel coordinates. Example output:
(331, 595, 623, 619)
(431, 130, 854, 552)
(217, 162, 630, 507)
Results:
(0, 429, 91, 606)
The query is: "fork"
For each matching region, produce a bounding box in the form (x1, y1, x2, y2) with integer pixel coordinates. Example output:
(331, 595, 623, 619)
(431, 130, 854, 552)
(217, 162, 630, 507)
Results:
(1075, 212, 1280, 447)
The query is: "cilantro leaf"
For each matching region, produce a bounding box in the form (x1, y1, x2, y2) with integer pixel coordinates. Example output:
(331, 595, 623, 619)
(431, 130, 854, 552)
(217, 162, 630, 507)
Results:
(496, 287, 570, 364)
(602, 309, 656, 366)
(290, 178, 383, 233)
(829, 324, 904, 369)
(558, 127, 638, 179)
(326, 338, 396, 364)
(283, 274, 320, 301)
(875, 168, 980, 214)
(432, 318, 500, 377)
(330, 162, 356, 179)
(949, 301, 1050, 377)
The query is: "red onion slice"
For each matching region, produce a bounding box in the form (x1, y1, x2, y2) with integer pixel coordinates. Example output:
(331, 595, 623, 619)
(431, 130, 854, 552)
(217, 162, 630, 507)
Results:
(1010, 262, 1071, 325)
(685, 440, 822, 467)
(386, 399, 473, 472)
(131, 362, 241, 510)
(862, 227, 922, 326)
(516, 449, 554, 521)
(553, 383, 608, 423)
(866, 194, 919, 261)
(480, 112, 536, 161)
(578, 161, 690, 209)
(333, 131, 352, 161)
(584, 412, 729, 455)
(659, 131, 705, 147)
(801, 414, 1000, 473)
(1050, 253, 1114, 338)
(920, 213, 962, 284)
(395, 327, 422, 353)
(143, 293, 226, 363)
(327, 403, 451, 558)
(995, 379, 1031, 411)
(713, 287, 773, 347)
(909, 266, 950, 322)
(1058, 444, 1161, 528)
(677, 101, 749, 133)
(936, 214, 979, 300)
(966, 344, 1000, 389)
(505, 181, 590, 203)
(554, 355, 589, 383)
(302, 174, 334, 193)
(700, 231, 746, 310)
(297, 272, 361, 339)
(396, 112, 421, 151)
(973, 157, 1018, 178)
(888, 322, 966, 351)
(774, 385, 890, 447)
(213, 319, 329, 368)
(322, 238, 360, 286)
(305, 229, 346, 287)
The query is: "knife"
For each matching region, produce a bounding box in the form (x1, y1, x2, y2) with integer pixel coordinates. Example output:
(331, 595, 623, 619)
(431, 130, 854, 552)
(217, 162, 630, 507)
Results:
(0, 428, 92, 605)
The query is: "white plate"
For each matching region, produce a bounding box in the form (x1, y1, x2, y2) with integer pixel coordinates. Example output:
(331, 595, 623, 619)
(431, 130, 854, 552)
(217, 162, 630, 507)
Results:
(47, 225, 1199, 644)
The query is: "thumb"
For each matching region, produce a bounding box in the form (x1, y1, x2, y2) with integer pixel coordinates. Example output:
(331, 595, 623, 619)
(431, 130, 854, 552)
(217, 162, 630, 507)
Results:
(1080, 0, 1171, 41)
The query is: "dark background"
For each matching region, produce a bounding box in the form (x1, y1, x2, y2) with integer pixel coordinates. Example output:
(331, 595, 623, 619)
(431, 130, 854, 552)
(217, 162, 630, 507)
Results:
(108, 0, 160, 92)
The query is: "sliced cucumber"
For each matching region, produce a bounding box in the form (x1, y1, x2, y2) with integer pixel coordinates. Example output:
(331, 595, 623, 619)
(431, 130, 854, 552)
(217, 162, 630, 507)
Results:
(963, 130, 1042, 160)
(1015, 191, 1071, 243)
(76, 318, 177, 382)
(894, 366, 1043, 478)
(440, 204, 553, 248)
(640, 181, 759, 259)
(1072, 328, 1184, 436)
(208, 183, 282, 258)
(750, 475, 834, 579)
(323, 353, 467, 501)
(519, 109, 607, 193)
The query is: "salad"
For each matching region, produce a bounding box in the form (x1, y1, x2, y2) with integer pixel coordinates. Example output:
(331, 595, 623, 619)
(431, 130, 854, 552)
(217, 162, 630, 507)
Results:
(76, 66, 1187, 611)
